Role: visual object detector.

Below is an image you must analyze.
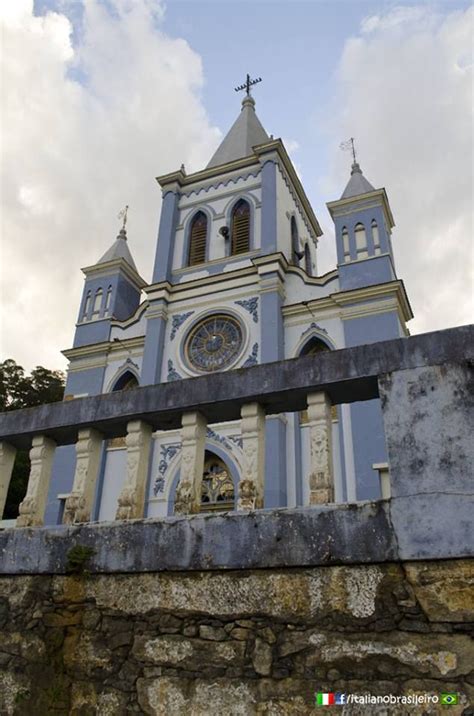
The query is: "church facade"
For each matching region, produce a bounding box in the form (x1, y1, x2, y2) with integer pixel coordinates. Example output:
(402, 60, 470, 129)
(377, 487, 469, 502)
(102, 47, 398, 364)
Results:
(44, 91, 412, 525)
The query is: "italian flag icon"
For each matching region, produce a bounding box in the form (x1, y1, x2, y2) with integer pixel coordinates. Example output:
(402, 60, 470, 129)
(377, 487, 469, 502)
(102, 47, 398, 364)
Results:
(316, 693, 335, 706)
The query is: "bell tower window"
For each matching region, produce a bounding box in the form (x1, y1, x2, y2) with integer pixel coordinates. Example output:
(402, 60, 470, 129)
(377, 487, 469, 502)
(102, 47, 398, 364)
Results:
(372, 220, 381, 255)
(83, 291, 91, 320)
(231, 199, 250, 255)
(355, 223, 368, 259)
(188, 211, 208, 266)
(92, 288, 103, 317)
(342, 227, 350, 262)
(304, 243, 312, 275)
(291, 216, 300, 265)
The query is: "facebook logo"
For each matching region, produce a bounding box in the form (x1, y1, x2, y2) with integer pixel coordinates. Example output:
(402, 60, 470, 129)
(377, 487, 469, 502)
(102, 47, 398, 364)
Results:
(335, 693, 346, 705)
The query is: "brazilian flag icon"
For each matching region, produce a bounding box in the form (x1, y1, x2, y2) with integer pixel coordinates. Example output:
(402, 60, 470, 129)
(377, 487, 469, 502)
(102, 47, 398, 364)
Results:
(440, 693, 458, 706)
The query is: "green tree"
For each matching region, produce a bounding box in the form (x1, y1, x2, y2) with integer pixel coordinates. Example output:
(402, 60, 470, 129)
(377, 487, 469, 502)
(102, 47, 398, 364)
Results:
(0, 359, 65, 519)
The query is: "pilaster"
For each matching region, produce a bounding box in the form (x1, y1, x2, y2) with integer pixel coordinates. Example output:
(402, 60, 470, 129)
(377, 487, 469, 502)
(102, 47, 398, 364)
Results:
(17, 436, 56, 527)
(116, 420, 153, 520)
(174, 411, 207, 515)
(63, 428, 103, 524)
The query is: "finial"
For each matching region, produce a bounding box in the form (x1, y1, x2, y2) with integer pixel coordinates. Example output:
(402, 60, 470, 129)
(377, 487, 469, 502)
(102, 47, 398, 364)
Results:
(340, 138, 359, 170)
(234, 73, 262, 98)
(117, 204, 129, 233)
(180, 163, 186, 174)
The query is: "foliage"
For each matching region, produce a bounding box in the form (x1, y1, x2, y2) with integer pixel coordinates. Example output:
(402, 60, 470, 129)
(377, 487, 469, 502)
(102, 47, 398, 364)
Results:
(0, 359, 64, 411)
(1, 359, 65, 519)
(65, 545, 95, 575)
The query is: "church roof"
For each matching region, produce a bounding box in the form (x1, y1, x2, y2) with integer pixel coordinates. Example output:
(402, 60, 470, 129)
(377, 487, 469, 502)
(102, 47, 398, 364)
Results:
(206, 95, 270, 169)
(97, 228, 138, 271)
(341, 162, 376, 199)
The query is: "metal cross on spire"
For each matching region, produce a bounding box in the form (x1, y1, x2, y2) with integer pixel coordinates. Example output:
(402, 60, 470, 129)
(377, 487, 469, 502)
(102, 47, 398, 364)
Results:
(118, 204, 129, 231)
(234, 73, 262, 97)
(340, 137, 357, 165)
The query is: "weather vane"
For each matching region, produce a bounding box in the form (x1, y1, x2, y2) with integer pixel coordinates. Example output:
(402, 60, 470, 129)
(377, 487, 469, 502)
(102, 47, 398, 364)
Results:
(234, 73, 262, 97)
(340, 138, 357, 164)
(118, 204, 129, 231)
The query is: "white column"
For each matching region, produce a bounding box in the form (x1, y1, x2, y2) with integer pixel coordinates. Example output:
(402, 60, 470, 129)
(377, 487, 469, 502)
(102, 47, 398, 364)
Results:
(306, 392, 334, 504)
(238, 402, 266, 510)
(372, 462, 391, 499)
(116, 420, 153, 520)
(17, 435, 56, 527)
(0, 442, 17, 519)
(174, 411, 207, 515)
(63, 428, 103, 524)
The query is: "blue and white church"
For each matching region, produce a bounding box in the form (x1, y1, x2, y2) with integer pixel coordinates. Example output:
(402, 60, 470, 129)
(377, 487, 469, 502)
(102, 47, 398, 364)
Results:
(45, 88, 412, 525)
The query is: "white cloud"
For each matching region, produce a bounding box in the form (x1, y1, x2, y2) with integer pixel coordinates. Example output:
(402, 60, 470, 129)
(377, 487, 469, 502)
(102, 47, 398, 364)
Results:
(0, 0, 220, 371)
(318, 5, 473, 335)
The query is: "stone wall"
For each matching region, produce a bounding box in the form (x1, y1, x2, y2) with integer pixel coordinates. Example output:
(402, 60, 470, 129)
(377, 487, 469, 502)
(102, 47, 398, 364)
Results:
(1, 560, 473, 715)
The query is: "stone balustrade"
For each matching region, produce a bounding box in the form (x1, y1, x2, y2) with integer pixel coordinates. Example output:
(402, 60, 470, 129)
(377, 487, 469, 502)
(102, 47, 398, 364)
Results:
(0, 325, 472, 528)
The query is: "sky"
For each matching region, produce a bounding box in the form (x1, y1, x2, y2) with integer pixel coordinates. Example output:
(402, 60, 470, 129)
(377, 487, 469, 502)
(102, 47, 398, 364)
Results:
(0, 0, 472, 372)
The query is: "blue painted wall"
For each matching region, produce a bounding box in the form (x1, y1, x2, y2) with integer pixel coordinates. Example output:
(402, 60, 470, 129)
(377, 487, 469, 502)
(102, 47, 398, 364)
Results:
(152, 191, 180, 283)
(338, 255, 395, 291)
(261, 161, 277, 253)
(265, 417, 287, 507)
(44, 446, 75, 525)
(344, 310, 403, 500)
(65, 366, 107, 396)
(260, 287, 284, 362)
(141, 308, 168, 385)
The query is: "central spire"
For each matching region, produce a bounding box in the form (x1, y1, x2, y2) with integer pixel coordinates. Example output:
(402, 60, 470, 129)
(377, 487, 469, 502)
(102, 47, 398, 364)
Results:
(206, 76, 269, 169)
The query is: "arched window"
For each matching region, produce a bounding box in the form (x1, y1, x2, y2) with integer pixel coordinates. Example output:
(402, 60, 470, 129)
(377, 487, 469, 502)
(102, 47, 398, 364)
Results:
(304, 243, 312, 275)
(92, 288, 103, 316)
(300, 336, 330, 356)
(188, 211, 208, 266)
(342, 227, 350, 262)
(371, 220, 381, 255)
(291, 216, 300, 265)
(355, 223, 368, 259)
(83, 291, 91, 320)
(200, 452, 235, 513)
(231, 199, 250, 255)
(112, 371, 139, 392)
(104, 285, 112, 313)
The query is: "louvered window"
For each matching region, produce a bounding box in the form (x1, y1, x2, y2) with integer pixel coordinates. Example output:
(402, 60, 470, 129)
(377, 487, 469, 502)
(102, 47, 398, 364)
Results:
(291, 216, 299, 264)
(304, 243, 312, 275)
(188, 211, 208, 266)
(231, 199, 250, 255)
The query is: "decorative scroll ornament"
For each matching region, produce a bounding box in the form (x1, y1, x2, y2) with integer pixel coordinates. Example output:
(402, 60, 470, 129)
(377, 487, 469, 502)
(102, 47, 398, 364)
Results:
(235, 297, 259, 323)
(242, 343, 259, 368)
(170, 311, 194, 340)
(167, 359, 182, 382)
(301, 322, 328, 339)
(154, 443, 181, 495)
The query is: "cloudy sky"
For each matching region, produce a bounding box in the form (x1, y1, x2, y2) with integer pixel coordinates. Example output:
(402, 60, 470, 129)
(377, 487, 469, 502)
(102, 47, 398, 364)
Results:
(0, 0, 472, 372)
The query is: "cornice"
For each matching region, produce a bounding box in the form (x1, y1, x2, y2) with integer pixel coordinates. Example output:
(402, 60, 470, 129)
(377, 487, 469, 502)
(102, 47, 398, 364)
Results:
(62, 335, 144, 362)
(254, 140, 323, 238)
(81, 258, 147, 289)
(110, 301, 148, 329)
(283, 280, 413, 324)
(326, 188, 395, 229)
(156, 138, 322, 240)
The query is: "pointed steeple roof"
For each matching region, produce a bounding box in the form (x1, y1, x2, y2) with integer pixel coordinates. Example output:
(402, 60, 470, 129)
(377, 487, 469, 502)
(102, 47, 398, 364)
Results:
(207, 95, 269, 169)
(97, 227, 137, 272)
(341, 161, 376, 199)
